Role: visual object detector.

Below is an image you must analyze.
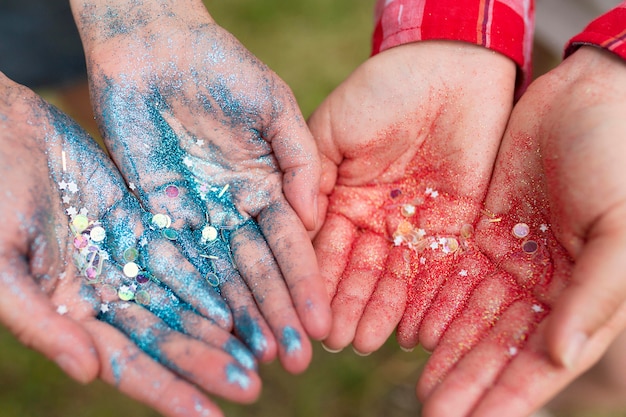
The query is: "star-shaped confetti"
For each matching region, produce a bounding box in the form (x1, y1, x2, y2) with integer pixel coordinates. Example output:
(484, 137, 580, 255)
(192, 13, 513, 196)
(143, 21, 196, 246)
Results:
(56, 305, 68, 315)
(540, 224, 549, 233)
(58, 180, 68, 190)
(66, 207, 78, 217)
(532, 304, 544, 313)
(459, 269, 469, 277)
(128, 182, 136, 191)
(67, 182, 78, 193)
(100, 303, 110, 313)
(62, 195, 72, 204)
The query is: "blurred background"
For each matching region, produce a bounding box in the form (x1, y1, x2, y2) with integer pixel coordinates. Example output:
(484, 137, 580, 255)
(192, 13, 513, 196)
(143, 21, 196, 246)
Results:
(0, 0, 625, 416)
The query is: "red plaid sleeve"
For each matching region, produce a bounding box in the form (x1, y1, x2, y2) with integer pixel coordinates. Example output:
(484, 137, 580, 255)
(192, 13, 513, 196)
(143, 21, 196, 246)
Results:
(372, 0, 535, 91)
(565, 2, 626, 60)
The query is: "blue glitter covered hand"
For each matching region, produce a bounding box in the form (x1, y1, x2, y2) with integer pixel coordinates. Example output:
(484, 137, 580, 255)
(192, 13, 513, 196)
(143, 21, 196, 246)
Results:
(70, 0, 331, 373)
(0, 73, 261, 417)
(308, 42, 517, 354)
(416, 46, 626, 417)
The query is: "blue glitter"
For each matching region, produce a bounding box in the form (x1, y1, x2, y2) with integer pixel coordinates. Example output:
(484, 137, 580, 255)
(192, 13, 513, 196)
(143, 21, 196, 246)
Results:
(234, 310, 267, 356)
(110, 351, 123, 386)
(225, 363, 250, 390)
(224, 339, 256, 371)
(281, 326, 302, 355)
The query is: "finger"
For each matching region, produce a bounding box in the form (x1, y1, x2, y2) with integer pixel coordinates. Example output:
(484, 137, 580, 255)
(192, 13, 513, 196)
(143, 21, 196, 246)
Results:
(313, 213, 359, 299)
(471, 306, 626, 417)
(85, 319, 226, 417)
(396, 249, 456, 350)
(352, 245, 411, 354)
(98, 301, 261, 403)
(230, 221, 313, 374)
(419, 299, 541, 417)
(546, 206, 626, 370)
(0, 255, 99, 384)
(419, 253, 494, 351)
(417, 272, 521, 399)
(270, 91, 321, 231)
(258, 200, 331, 340)
(323, 232, 389, 351)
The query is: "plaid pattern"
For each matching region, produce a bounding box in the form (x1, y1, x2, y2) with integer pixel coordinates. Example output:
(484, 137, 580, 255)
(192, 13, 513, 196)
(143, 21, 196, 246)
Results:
(372, 0, 535, 90)
(566, 1, 626, 59)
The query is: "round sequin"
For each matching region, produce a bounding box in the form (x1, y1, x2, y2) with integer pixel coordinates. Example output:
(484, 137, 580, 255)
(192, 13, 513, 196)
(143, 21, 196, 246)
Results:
(123, 247, 139, 262)
(100, 284, 118, 300)
(90, 226, 106, 242)
(201, 225, 218, 242)
(118, 286, 135, 301)
(522, 240, 539, 254)
(72, 215, 89, 233)
(123, 262, 140, 278)
(162, 228, 178, 241)
(446, 238, 459, 253)
(134, 290, 151, 305)
(512, 223, 530, 239)
(401, 204, 416, 217)
(152, 213, 171, 229)
(460, 224, 474, 239)
(135, 273, 149, 284)
(165, 185, 180, 198)
(74, 234, 89, 249)
(84, 267, 98, 281)
(390, 189, 402, 199)
(205, 272, 220, 287)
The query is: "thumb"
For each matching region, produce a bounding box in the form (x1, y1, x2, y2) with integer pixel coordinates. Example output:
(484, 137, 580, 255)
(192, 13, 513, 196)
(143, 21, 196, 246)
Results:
(0, 256, 99, 384)
(271, 113, 321, 232)
(546, 205, 626, 370)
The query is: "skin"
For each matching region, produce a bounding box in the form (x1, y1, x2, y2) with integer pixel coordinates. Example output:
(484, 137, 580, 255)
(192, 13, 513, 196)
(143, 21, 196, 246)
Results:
(418, 46, 626, 417)
(308, 41, 516, 353)
(0, 72, 261, 417)
(68, 0, 331, 373)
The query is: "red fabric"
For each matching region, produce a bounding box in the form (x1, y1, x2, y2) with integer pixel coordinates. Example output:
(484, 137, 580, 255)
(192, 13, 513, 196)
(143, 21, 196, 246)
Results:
(565, 2, 626, 60)
(372, 0, 535, 91)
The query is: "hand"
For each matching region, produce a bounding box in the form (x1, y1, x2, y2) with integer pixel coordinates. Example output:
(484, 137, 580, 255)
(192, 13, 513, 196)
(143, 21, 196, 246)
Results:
(0, 72, 260, 417)
(417, 46, 626, 417)
(69, 0, 331, 372)
(308, 41, 516, 354)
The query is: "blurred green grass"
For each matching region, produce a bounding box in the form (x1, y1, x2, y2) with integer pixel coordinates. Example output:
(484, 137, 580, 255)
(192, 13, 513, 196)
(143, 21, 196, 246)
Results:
(3, 1, 626, 416)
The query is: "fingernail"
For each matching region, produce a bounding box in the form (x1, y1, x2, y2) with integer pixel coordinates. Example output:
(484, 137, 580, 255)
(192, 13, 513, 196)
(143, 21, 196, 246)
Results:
(562, 331, 587, 370)
(352, 346, 371, 357)
(400, 345, 415, 353)
(321, 342, 342, 353)
(55, 354, 89, 384)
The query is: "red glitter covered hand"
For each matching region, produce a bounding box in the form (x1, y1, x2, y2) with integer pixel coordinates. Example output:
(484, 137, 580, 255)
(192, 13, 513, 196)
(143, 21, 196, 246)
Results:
(417, 46, 626, 417)
(308, 41, 516, 353)
(0, 73, 261, 417)
(69, 0, 330, 373)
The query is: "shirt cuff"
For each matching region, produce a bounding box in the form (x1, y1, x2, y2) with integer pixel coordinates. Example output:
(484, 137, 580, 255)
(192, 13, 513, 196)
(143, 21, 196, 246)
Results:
(565, 2, 626, 60)
(372, 0, 535, 92)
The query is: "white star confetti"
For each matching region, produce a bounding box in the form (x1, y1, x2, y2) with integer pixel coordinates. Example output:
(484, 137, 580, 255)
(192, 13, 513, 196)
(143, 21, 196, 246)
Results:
(79, 207, 89, 216)
(100, 303, 110, 313)
(56, 305, 68, 315)
(183, 156, 193, 167)
(419, 257, 427, 265)
(58, 180, 68, 190)
(532, 304, 544, 313)
(540, 224, 549, 233)
(430, 190, 439, 198)
(429, 241, 439, 250)
(66, 207, 77, 217)
(67, 182, 78, 194)
(459, 269, 469, 277)
(196, 139, 205, 146)
(128, 182, 136, 191)
(62, 195, 71, 204)
(394, 236, 404, 246)
(508, 346, 518, 357)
